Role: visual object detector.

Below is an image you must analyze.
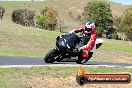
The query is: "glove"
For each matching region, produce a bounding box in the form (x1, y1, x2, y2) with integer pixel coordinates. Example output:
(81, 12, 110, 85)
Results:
(78, 47, 82, 50)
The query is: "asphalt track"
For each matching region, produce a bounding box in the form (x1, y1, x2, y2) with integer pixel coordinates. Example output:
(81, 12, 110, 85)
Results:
(0, 56, 132, 68)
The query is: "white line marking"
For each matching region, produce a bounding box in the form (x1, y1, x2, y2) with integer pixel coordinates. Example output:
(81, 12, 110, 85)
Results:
(0, 65, 132, 68)
(125, 66, 132, 68)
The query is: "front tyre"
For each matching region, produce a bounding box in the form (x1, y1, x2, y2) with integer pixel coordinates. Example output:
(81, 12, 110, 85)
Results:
(44, 48, 60, 63)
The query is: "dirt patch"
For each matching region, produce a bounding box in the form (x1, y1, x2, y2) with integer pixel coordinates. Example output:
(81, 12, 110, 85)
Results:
(25, 74, 132, 88)
(93, 51, 132, 63)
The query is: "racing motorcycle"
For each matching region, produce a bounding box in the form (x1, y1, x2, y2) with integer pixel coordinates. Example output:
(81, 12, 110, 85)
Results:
(44, 32, 103, 64)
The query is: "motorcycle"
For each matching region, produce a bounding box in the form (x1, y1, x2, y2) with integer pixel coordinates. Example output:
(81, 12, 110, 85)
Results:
(44, 32, 103, 64)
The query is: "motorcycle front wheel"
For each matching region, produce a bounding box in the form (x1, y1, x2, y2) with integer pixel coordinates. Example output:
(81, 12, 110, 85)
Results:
(44, 48, 61, 63)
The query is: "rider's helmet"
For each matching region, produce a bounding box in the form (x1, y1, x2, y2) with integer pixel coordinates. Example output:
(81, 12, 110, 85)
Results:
(85, 21, 95, 34)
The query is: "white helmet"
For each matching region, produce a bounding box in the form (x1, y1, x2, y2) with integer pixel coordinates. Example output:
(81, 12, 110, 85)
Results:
(85, 21, 95, 29)
(85, 21, 95, 33)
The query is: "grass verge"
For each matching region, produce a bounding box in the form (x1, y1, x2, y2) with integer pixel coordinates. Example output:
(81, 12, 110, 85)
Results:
(0, 66, 132, 88)
(0, 21, 60, 57)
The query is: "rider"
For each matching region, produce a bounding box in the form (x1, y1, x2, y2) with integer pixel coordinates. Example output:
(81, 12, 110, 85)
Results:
(70, 21, 97, 63)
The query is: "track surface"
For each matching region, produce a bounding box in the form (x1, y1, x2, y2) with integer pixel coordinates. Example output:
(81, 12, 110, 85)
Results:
(0, 56, 132, 68)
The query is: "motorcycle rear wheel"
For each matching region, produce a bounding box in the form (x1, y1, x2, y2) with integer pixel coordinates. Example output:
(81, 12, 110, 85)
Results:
(76, 52, 93, 64)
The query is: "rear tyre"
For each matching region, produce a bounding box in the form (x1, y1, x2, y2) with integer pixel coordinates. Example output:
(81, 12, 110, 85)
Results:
(85, 52, 93, 62)
(44, 48, 60, 63)
(76, 59, 83, 64)
(76, 52, 93, 64)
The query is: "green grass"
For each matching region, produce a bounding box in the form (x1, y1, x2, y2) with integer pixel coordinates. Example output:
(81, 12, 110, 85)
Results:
(102, 39, 132, 53)
(0, 21, 60, 57)
(0, 66, 131, 88)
